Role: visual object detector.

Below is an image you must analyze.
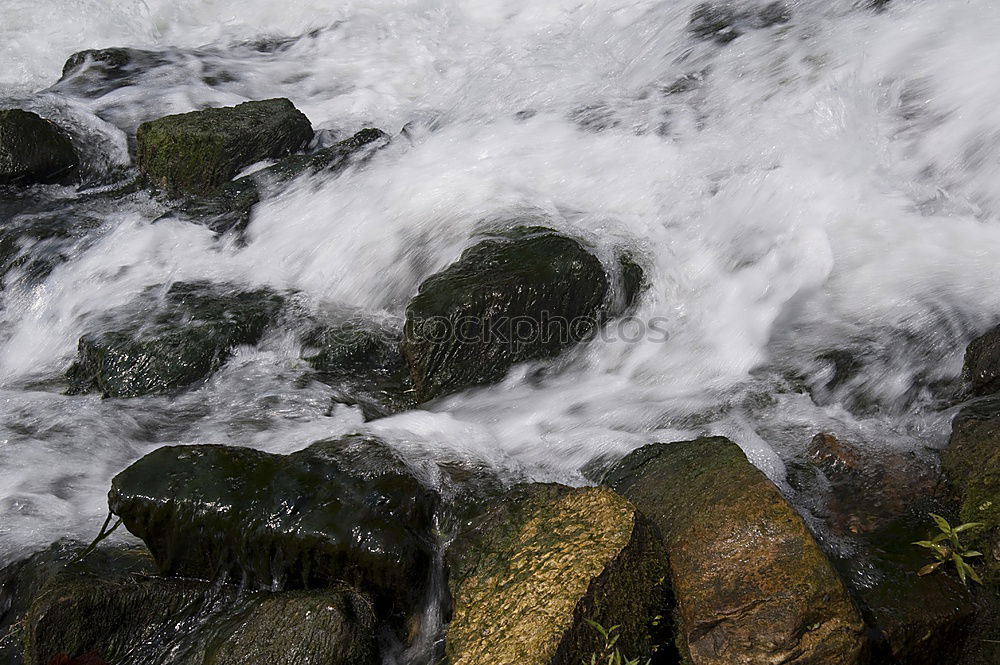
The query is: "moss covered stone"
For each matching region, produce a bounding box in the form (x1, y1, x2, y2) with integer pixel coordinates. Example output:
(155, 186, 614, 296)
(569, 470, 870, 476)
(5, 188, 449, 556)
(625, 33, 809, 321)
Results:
(604, 437, 866, 665)
(0, 110, 79, 186)
(108, 435, 437, 616)
(445, 483, 669, 665)
(65, 281, 284, 398)
(403, 227, 609, 401)
(136, 99, 313, 196)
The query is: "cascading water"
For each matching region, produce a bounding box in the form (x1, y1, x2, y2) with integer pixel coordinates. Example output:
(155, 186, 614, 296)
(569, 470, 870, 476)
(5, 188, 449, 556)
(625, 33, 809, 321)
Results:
(2, 0, 1000, 653)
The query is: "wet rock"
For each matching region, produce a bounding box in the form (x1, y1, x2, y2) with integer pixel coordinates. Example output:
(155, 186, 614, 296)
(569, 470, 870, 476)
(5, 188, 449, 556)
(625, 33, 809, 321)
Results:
(0, 110, 79, 186)
(688, 2, 791, 45)
(136, 99, 313, 196)
(962, 325, 1000, 398)
(65, 281, 285, 398)
(445, 483, 670, 665)
(808, 432, 861, 472)
(179, 128, 390, 236)
(402, 227, 610, 401)
(301, 315, 415, 420)
(108, 434, 438, 617)
(56, 48, 171, 99)
(604, 437, 866, 665)
(838, 514, 977, 665)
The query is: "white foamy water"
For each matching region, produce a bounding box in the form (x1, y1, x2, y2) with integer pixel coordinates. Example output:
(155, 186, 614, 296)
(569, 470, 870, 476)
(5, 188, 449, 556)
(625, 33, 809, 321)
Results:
(2, 0, 1000, 573)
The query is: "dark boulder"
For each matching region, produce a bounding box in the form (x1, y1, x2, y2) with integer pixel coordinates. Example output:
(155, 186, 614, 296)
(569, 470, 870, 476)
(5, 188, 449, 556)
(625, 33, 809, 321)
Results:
(962, 325, 1000, 398)
(445, 483, 670, 665)
(402, 227, 611, 401)
(0, 110, 79, 186)
(56, 48, 171, 99)
(107, 435, 438, 616)
(136, 99, 313, 196)
(65, 281, 284, 398)
(604, 437, 866, 665)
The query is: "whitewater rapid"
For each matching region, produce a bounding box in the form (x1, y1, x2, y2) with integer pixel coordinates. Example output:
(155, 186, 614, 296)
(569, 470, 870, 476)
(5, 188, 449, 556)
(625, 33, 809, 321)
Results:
(2, 0, 1000, 566)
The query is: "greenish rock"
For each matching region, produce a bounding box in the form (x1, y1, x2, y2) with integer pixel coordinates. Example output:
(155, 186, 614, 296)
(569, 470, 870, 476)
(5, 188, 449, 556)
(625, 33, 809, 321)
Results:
(65, 281, 285, 398)
(962, 325, 1000, 398)
(301, 315, 414, 420)
(136, 99, 313, 196)
(108, 435, 438, 616)
(203, 588, 377, 665)
(604, 437, 866, 665)
(176, 128, 390, 235)
(10, 544, 376, 665)
(941, 396, 1000, 493)
(445, 483, 671, 665)
(403, 227, 609, 401)
(956, 449, 1000, 581)
(0, 110, 79, 186)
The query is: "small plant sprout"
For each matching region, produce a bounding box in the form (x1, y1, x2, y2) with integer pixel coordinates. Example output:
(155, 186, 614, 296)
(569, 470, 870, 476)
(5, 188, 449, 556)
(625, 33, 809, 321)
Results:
(584, 619, 651, 665)
(913, 512, 984, 585)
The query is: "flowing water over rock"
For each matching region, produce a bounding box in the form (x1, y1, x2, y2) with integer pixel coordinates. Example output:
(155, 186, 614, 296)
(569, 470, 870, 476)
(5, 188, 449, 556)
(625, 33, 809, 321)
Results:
(3, 0, 1000, 659)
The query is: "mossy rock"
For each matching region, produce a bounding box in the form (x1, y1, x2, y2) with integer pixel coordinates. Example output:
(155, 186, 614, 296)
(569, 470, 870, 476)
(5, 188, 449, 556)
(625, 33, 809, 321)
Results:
(941, 397, 1000, 493)
(963, 325, 1000, 398)
(0, 110, 79, 186)
(65, 281, 285, 397)
(957, 449, 1000, 582)
(136, 99, 313, 196)
(604, 437, 866, 665)
(108, 435, 438, 617)
(445, 483, 670, 665)
(13, 546, 376, 665)
(402, 227, 609, 401)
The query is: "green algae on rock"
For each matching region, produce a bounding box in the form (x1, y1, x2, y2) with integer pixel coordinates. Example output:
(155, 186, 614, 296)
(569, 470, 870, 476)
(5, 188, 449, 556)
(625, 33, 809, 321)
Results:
(65, 282, 285, 398)
(604, 437, 866, 665)
(445, 483, 669, 665)
(107, 435, 438, 616)
(0, 110, 79, 186)
(402, 227, 610, 401)
(136, 99, 313, 196)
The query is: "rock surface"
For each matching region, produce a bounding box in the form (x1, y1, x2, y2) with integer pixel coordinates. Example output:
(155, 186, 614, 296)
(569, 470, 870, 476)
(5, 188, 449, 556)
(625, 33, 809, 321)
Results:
(445, 483, 670, 665)
(108, 435, 438, 616)
(963, 325, 1000, 398)
(56, 48, 171, 99)
(65, 281, 284, 398)
(604, 437, 866, 665)
(403, 227, 610, 401)
(136, 99, 313, 196)
(0, 110, 79, 186)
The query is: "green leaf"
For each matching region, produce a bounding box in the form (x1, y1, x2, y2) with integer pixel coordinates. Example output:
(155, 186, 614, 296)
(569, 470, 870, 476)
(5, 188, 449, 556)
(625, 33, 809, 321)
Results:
(953, 553, 968, 584)
(918, 561, 943, 576)
(953, 522, 984, 533)
(964, 550, 984, 558)
(930, 513, 952, 534)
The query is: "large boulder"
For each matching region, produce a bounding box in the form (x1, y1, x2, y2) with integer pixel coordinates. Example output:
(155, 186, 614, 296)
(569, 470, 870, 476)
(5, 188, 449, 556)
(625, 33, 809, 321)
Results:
(107, 435, 438, 617)
(445, 483, 670, 665)
(0, 110, 79, 186)
(402, 227, 611, 401)
(604, 437, 866, 665)
(962, 325, 1000, 398)
(65, 281, 285, 398)
(136, 99, 313, 196)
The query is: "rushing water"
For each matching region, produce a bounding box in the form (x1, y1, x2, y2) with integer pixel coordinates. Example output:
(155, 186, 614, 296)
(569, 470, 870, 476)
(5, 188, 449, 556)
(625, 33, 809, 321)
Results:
(1, 0, 999, 581)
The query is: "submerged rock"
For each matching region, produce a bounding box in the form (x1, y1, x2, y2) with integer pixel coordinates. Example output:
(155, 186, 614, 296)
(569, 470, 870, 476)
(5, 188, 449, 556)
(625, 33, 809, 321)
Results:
(136, 99, 313, 196)
(107, 435, 438, 616)
(0, 110, 79, 186)
(688, 1, 791, 44)
(445, 483, 670, 665)
(56, 48, 171, 99)
(962, 325, 1000, 397)
(604, 437, 866, 665)
(65, 282, 284, 398)
(402, 227, 611, 401)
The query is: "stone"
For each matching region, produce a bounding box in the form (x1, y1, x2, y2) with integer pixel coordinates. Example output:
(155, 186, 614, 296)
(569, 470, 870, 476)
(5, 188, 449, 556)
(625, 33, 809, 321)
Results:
(0, 110, 78, 186)
(136, 99, 313, 196)
(445, 483, 670, 665)
(604, 437, 866, 665)
(962, 325, 1000, 398)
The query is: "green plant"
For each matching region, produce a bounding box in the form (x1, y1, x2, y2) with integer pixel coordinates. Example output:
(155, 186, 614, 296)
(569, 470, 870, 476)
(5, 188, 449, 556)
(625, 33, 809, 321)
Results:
(913, 513, 984, 585)
(584, 619, 651, 665)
